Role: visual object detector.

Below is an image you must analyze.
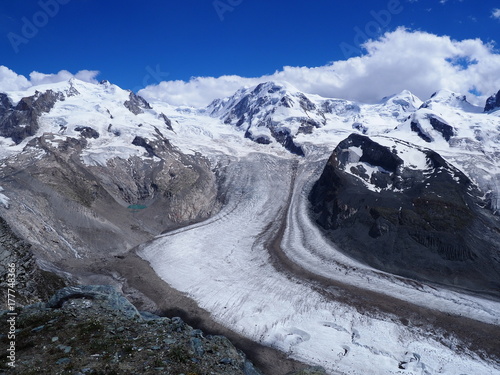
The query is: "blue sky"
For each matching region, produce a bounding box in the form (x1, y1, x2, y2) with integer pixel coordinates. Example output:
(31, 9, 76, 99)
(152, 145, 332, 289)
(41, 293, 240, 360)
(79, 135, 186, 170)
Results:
(1, 0, 499, 106)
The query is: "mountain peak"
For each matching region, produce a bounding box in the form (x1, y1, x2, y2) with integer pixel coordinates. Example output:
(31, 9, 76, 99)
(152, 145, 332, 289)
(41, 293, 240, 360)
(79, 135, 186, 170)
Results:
(250, 81, 301, 95)
(421, 89, 481, 113)
(380, 90, 422, 111)
(429, 89, 467, 103)
(206, 80, 328, 155)
(484, 90, 500, 113)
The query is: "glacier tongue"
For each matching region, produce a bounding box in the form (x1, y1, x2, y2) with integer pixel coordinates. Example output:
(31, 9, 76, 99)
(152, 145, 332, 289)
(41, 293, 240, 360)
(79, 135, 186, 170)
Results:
(139, 150, 500, 375)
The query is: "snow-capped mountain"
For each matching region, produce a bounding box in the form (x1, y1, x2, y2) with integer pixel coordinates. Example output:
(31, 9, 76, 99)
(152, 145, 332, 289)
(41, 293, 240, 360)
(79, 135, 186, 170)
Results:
(206, 81, 423, 154)
(207, 81, 326, 155)
(206, 82, 500, 213)
(1, 77, 499, 264)
(207, 82, 499, 146)
(1, 77, 500, 375)
(0, 79, 219, 261)
(1, 77, 499, 258)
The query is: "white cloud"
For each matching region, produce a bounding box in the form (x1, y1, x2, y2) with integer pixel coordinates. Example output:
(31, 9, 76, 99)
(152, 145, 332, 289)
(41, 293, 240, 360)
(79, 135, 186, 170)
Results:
(0, 67, 100, 92)
(29, 69, 99, 86)
(0, 66, 31, 92)
(140, 28, 500, 107)
(492, 8, 500, 20)
(139, 75, 263, 108)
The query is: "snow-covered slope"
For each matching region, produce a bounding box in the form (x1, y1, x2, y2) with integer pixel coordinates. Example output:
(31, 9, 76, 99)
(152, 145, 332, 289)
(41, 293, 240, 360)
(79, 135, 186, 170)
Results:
(1, 78, 173, 163)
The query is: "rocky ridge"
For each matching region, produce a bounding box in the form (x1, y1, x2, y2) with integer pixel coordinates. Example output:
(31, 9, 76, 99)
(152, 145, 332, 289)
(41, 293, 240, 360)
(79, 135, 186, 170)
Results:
(0, 89, 62, 144)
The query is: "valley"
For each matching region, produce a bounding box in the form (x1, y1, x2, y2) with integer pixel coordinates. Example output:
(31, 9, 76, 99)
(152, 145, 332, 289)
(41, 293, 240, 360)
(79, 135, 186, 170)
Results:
(1, 79, 499, 374)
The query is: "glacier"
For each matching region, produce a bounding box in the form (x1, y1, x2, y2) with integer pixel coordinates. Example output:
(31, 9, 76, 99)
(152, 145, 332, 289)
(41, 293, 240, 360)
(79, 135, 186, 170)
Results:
(1, 78, 499, 374)
(140, 94, 500, 374)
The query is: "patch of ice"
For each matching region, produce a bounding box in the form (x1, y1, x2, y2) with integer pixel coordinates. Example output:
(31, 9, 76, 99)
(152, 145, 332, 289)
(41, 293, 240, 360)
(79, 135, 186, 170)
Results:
(0, 186, 10, 209)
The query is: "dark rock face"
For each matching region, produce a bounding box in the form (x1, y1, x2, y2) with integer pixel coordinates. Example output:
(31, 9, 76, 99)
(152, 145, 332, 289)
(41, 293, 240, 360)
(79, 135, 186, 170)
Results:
(428, 116, 455, 141)
(410, 114, 455, 143)
(309, 133, 500, 297)
(244, 130, 271, 145)
(159, 112, 173, 131)
(411, 121, 432, 142)
(485, 90, 500, 112)
(351, 122, 368, 134)
(0, 90, 62, 144)
(124, 91, 152, 115)
(74, 126, 100, 139)
(297, 118, 322, 135)
(269, 129, 305, 156)
(0, 93, 11, 112)
(132, 135, 158, 157)
(297, 92, 316, 112)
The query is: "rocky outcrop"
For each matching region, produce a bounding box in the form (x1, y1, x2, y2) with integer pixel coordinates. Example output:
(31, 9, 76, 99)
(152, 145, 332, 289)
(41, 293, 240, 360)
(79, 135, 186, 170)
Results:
(410, 113, 455, 143)
(410, 120, 432, 142)
(485, 90, 500, 112)
(124, 91, 152, 115)
(268, 128, 305, 156)
(0, 285, 264, 375)
(0, 90, 62, 144)
(428, 116, 455, 141)
(309, 134, 500, 297)
(74, 126, 100, 139)
(158, 112, 173, 131)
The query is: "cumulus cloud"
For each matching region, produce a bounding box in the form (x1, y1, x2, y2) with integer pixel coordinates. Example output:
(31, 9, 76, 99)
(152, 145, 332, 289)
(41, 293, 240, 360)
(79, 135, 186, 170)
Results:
(0, 66, 31, 92)
(29, 69, 99, 86)
(140, 75, 264, 108)
(0, 67, 100, 92)
(140, 28, 500, 107)
(492, 8, 500, 20)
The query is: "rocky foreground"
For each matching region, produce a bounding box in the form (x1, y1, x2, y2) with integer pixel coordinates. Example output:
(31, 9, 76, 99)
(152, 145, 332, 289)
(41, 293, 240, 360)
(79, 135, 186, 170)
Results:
(0, 285, 325, 375)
